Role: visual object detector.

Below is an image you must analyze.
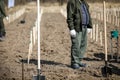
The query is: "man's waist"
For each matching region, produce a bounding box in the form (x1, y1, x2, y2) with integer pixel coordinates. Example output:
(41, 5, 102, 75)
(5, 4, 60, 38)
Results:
(82, 24, 88, 26)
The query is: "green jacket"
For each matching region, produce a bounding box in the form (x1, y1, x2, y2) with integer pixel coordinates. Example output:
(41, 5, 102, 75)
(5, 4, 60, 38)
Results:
(67, 0, 92, 32)
(0, 0, 6, 18)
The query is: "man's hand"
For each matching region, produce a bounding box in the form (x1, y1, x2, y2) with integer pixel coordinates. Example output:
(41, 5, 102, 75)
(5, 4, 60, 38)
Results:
(70, 29, 76, 38)
(5, 16, 9, 21)
(87, 28, 92, 33)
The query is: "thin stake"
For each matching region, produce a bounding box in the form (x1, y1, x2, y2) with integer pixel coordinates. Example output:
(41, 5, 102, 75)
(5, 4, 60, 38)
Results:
(28, 31, 33, 64)
(33, 27, 35, 45)
(90, 29, 92, 39)
(109, 14, 111, 23)
(118, 18, 119, 27)
(93, 24, 95, 40)
(100, 31, 103, 46)
(103, 1, 108, 61)
(96, 24, 98, 42)
(37, 0, 41, 71)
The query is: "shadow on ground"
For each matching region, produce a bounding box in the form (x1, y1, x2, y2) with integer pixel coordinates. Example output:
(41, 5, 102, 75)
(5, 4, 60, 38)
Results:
(84, 53, 120, 76)
(20, 59, 70, 68)
(93, 53, 120, 63)
(109, 64, 120, 76)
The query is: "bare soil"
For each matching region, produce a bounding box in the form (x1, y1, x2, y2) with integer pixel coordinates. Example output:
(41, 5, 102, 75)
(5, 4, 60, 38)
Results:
(0, 2, 120, 80)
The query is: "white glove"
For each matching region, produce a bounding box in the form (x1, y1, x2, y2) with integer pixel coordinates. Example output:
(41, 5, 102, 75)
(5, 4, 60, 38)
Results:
(87, 28, 92, 33)
(5, 16, 9, 21)
(70, 29, 76, 38)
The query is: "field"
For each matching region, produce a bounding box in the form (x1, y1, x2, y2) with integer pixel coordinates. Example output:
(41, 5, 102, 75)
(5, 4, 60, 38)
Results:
(0, 1, 120, 80)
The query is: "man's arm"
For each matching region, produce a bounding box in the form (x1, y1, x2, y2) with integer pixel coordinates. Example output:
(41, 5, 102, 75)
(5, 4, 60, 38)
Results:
(88, 15, 92, 28)
(0, 1, 7, 17)
(67, 0, 75, 30)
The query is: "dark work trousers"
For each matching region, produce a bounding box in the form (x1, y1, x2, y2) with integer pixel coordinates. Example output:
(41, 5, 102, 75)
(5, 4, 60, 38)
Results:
(0, 17, 6, 37)
(71, 26, 87, 65)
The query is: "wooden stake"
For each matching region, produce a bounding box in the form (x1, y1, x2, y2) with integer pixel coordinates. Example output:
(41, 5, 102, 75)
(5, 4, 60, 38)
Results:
(109, 14, 111, 23)
(33, 27, 36, 45)
(28, 31, 33, 64)
(93, 24, 95, 41)
(103, 1, 108, 61)
(118, 18, 120, 27)
(90, 29, 93, 39)
(111, 15, 113, 24)
(100, 31, 103, 46)
(113, 15, 115, 25)
(115, 16, 118, 26)
(37, 0, 41, 70)
(96, 24, 98, 42)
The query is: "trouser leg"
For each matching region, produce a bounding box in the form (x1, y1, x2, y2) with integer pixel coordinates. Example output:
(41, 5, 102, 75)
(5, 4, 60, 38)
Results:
(78, 27, 87, 63)
(0, 18, 6, 37)
(71, 31, 82, 64)
(71, 27, 87, 65)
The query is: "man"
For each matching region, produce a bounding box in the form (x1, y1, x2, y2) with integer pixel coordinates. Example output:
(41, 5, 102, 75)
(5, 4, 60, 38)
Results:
(67, 0, 92, 69)
(0, 0, 8, 41)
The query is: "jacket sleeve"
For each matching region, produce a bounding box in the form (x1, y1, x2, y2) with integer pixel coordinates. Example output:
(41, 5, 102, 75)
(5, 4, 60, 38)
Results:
(67, 0, 75, 30)
(87, 7, 92, 29)
(88, 15, 92, 28)
(87, 4, 92, 28)
(0, 1, 7, 17)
